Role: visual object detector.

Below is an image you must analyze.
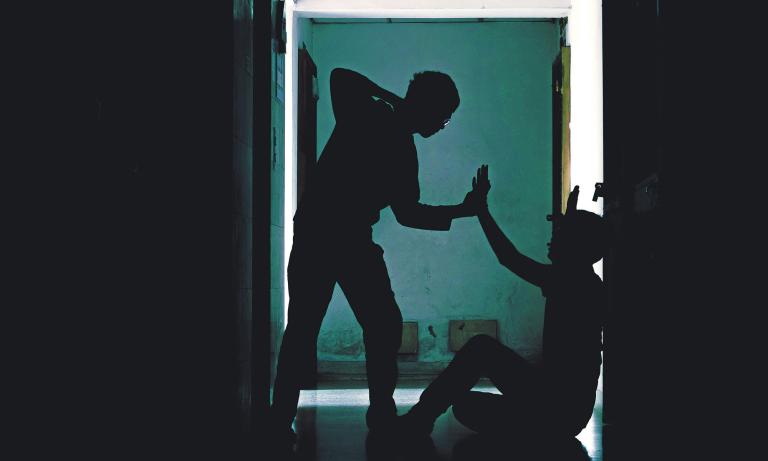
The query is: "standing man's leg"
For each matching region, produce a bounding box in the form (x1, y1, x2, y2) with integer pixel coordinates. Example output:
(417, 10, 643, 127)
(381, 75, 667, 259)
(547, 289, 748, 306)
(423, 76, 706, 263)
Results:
(338, 242, 403, 431)
(270, 235, 337, 435)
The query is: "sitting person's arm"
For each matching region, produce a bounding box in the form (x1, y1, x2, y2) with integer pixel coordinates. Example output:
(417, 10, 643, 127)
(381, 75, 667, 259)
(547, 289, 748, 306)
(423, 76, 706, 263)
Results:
(471, 165, 550, 288)
(330, 68, 404, 123)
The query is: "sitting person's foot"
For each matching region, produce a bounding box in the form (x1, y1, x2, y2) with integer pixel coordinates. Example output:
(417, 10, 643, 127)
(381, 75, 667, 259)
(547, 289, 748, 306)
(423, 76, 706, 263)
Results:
(400, 435, 437, 461)
(367, 418, 436, 461)
(397, 409, 435, 438)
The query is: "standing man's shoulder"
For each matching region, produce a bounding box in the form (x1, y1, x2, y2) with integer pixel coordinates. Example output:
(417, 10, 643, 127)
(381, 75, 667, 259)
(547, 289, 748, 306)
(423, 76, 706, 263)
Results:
(373, 100, 413, 148)
(371, 99, 396, 124)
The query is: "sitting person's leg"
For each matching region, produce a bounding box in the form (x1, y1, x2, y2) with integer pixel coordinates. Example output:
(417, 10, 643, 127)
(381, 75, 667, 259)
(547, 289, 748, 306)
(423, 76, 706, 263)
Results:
(454, 390, 593, 439)
(452, 390, 546, 435)
(451, 399, 590, 460)
(401, 334, 540, 434)
(452, 391, 508, 434)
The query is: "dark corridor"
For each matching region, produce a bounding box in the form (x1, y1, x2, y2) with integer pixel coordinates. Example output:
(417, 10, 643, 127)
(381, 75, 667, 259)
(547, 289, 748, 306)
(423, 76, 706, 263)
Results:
(41, 0, 749, 459)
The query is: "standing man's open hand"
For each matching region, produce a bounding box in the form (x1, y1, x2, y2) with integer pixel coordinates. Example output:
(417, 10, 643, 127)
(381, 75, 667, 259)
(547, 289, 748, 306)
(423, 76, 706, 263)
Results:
(462, 164, 491, 214)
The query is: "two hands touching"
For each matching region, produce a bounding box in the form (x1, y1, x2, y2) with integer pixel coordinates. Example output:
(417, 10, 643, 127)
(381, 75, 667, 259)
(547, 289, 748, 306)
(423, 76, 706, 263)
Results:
(462, 164, 491, 216)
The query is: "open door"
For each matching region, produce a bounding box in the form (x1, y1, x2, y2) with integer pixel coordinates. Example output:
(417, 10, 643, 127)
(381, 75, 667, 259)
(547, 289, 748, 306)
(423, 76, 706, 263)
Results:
(297, 46, 318, 208)
(552, 46, 571, 215)
(296, 45, 319, 388)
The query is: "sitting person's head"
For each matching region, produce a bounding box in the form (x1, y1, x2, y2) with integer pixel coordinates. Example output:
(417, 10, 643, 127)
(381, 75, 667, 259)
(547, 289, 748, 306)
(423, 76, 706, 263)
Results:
(547, 186, 611, 266)
(547, 210, 611, 266)
(403, 71, 460, 138)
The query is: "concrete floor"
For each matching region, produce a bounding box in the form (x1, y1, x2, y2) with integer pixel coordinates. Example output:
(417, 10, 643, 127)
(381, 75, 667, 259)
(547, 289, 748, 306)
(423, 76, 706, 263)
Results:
(287, 380, 603, 460)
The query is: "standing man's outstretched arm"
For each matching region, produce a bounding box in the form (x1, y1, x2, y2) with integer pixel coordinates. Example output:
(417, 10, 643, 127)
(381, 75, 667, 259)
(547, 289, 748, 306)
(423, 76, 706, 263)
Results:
(389, 156, 477, 231)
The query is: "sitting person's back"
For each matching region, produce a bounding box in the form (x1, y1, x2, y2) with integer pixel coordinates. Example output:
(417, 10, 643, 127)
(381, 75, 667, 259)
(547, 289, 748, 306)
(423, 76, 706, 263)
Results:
(541, 263, 605, 432)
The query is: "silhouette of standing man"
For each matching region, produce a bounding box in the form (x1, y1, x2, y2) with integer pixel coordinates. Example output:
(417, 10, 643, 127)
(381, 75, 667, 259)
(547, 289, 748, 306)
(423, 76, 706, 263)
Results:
(270, 68, 473, 443)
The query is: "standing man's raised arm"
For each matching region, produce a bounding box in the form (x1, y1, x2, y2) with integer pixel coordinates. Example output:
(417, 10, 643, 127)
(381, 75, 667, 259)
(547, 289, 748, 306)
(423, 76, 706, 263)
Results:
(330, 68, 404, 123)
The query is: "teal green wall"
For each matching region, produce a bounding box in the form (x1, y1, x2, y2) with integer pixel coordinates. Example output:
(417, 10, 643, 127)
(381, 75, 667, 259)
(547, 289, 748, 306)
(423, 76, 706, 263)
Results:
(311, 21, 559, 364)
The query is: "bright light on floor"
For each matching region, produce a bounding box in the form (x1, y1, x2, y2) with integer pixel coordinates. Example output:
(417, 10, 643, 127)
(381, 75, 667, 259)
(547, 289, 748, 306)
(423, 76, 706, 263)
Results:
(298, 385, 501, 408)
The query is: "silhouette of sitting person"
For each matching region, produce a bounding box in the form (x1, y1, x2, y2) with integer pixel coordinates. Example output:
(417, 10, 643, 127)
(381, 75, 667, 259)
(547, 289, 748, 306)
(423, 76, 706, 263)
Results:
(269, 68, 476, 444)
(399, 165, 610, 439)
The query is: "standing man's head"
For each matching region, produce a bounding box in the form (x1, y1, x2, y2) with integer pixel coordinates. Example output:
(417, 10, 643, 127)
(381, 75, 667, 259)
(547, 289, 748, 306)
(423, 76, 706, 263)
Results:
(403, 71, 460, 138)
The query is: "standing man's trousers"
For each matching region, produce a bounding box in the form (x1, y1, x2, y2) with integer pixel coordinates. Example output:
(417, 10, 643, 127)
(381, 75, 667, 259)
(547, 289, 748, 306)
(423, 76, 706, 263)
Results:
(271, 229, 403, 430)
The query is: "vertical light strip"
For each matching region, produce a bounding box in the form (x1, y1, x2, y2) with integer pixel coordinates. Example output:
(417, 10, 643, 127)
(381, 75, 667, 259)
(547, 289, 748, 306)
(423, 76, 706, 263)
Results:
(569, 2, 605, 404)
(568, 0, 603, 278)
(283, 2, 296, 327)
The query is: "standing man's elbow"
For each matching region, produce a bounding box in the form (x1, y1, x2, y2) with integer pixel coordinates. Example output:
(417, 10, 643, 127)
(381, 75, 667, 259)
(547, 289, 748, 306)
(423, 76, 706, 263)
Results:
(331, 68, 353, 86)
(497, 256, 510, 269)
(497, 255, 515, 270)
(330, 68, 342, 90)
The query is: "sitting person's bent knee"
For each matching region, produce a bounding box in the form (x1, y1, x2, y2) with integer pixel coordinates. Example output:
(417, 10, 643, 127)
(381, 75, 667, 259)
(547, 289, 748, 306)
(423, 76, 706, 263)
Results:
(463, 333, 497, 353)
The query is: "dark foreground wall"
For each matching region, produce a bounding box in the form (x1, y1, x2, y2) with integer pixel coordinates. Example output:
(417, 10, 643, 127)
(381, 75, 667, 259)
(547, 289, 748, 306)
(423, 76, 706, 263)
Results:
(42, 1, 254, 457)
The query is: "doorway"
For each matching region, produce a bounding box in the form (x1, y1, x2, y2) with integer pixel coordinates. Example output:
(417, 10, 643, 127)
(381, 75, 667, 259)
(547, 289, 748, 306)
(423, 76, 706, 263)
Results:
(270, 0, 605, 458)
